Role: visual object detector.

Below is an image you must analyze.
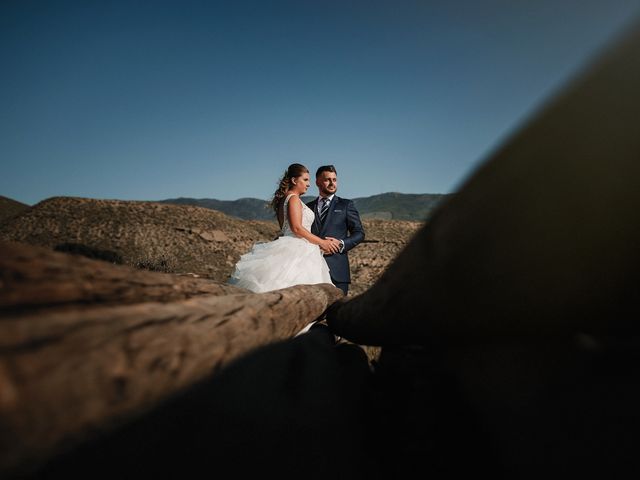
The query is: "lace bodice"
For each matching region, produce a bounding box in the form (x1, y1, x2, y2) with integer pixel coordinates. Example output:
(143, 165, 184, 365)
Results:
(281, 194, 315, 238)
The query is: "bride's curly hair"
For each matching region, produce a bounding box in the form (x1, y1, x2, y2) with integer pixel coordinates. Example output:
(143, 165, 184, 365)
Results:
(270, 163, 309, 213)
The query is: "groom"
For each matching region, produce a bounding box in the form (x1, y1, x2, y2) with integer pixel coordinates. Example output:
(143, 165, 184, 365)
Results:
(307, 165, 365, 295)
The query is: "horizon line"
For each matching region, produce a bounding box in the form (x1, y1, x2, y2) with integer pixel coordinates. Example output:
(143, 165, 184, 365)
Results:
(2, 191, 454, 206)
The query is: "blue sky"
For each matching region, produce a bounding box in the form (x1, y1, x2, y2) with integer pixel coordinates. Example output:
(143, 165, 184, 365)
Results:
(2, 0, 639, 205)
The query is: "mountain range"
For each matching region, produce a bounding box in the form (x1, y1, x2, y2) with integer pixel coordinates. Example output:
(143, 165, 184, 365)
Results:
(159, 192, 451, 221)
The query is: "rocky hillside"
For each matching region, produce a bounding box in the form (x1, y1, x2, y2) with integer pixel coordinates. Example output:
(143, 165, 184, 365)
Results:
(0, 196, 422, 295)
(348, 220, 421, 296)
(0, 195, 30, 224)
(0, 197, 279, 282)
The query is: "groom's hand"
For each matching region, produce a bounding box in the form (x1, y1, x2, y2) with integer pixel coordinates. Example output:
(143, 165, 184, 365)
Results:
(322, 237, 341, 255)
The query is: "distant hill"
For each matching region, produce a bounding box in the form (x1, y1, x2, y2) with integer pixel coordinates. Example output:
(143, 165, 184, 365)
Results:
(0, 195, 30, 224)
(159, 197, 275, 220)
(160, 192, 451, 221)
(353, 192, 450, 221)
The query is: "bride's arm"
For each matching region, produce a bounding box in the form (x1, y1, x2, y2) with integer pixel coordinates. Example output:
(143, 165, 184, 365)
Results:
(287, 196, 338, 251)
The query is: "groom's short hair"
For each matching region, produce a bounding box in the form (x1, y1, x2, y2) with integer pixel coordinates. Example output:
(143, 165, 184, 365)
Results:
(316, 165, 337, 177)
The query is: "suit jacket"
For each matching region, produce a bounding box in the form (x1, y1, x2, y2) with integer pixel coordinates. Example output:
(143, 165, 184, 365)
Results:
(307, 196, 365, 283)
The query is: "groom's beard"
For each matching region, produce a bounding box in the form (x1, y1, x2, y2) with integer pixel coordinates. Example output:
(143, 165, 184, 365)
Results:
(319, 187, 336, 197)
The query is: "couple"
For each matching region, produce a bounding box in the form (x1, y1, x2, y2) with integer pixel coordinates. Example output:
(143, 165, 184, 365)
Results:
(229, 164, 364, 295)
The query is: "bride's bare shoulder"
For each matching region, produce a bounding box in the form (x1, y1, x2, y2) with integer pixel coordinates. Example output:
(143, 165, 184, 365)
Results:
(285, 192, 300, 204)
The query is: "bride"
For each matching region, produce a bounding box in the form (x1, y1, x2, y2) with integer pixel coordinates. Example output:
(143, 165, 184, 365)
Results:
(228, 163, 341, 293)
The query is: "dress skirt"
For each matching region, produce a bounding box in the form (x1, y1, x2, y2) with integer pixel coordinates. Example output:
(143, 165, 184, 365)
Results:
(228, 236, 332, 293)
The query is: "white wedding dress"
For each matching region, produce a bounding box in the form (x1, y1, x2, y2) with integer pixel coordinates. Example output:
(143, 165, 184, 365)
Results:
(228, 194, 332, 293)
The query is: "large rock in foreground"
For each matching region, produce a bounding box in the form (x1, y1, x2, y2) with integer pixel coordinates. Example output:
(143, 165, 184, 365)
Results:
(328, 21, 640, 479)
(0, 241, 343, 477)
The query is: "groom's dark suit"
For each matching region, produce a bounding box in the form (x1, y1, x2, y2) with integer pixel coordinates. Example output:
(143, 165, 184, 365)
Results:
(307, 196, 365, 295)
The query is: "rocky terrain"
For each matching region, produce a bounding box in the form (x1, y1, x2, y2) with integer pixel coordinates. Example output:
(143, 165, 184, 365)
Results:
(348, 219, 421, 295)
(0, 196, 421, 295)
(0, 196, 30, 224)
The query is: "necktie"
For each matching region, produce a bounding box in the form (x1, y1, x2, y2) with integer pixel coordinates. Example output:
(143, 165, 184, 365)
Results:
(319, 197, 330, 224)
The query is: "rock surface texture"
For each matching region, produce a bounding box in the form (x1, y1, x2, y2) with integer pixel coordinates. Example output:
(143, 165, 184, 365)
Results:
(0, 242, 343, 476)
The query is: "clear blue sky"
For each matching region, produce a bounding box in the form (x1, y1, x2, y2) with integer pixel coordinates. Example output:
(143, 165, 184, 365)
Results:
(2, 1, 639, 205)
